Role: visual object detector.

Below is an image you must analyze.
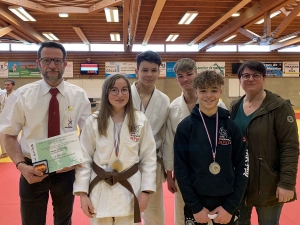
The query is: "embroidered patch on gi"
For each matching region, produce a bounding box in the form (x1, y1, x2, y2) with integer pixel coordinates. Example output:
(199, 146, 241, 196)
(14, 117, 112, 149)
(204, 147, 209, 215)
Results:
(130, 124, 141, 142)
(287, 116, 294, 123)
(218, 127, 232, 145)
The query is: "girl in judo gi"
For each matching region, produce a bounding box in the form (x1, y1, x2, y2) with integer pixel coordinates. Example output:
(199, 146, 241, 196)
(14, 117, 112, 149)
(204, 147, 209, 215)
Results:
(73, 74, 157, 225)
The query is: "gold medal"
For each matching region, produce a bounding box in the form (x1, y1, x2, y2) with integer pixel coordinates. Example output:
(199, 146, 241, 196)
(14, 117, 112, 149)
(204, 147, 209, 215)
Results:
(111, 159, 123, 172)
(209, 162, 221, 175)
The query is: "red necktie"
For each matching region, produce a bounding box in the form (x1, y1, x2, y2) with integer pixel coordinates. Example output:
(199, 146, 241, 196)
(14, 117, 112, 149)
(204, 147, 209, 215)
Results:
(48, 88, 60, 138)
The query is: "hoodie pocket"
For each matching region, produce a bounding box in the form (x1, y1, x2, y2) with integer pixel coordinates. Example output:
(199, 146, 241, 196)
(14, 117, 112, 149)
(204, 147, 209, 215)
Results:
(192, 175, 234, 197)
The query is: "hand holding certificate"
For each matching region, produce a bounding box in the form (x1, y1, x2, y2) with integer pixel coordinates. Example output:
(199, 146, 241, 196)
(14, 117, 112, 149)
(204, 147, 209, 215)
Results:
(29, 131, 84, 173)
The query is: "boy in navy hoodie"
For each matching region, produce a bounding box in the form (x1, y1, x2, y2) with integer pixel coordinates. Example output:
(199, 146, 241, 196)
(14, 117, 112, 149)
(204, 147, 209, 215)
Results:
(174, 71, 249, 225)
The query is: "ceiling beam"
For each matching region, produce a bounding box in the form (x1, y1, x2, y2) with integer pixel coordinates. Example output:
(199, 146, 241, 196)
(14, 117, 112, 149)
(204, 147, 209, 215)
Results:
(0, 0, 46, 12)
(0, 25, 14, 37)
(47, 7, 89, 13)
(237, 27, 260, 39)
(271, 2, 300, 38)
(244, 0, 296, 29)
(123, 0, 130, 51)
(89, 0, 123, 13)
(128, 0, 142, 51)
(142, 0, 167, 46)
(189, 0, 251, 45)
(270, 36, 300, 51)
(7, 32, 28, 43)
(197, 0, 291, 51)
(263, 11, 271, 38)
(73, 27, 90, 45)
(0, 3, 45, 43)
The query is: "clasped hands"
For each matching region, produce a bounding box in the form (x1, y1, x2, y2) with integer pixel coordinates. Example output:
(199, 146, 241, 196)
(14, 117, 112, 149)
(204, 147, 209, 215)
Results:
(193, 206, 232, 224)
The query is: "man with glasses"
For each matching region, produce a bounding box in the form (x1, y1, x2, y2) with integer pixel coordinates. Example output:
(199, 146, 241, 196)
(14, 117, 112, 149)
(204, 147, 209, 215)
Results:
(0, 41, 91, 225)
(230, 60, 299, 225)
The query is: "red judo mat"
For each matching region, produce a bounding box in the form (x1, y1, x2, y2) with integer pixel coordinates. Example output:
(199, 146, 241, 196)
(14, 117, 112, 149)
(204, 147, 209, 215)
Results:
(0, 162, 299, 225)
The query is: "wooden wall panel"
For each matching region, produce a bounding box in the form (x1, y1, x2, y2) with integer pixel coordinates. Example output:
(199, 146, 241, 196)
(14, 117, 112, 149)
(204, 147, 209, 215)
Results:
(0, 51, 299, 108)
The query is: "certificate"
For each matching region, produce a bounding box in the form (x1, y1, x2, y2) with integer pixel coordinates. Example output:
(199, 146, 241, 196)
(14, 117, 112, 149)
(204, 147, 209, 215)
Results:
(29, 131, 84, 173)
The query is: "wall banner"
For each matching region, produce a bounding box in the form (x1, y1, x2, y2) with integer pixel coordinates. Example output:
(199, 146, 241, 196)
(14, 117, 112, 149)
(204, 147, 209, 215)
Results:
(8, 61, 41, 78)
(282, 62, 299, 77)
(105, 62, 136, 78)
(166, 62, 176, 78)
(262, 62, 283, 76)
(64, 61, 73, 78)
(0, 62, 8, 78)
(196, 62, 225, 76)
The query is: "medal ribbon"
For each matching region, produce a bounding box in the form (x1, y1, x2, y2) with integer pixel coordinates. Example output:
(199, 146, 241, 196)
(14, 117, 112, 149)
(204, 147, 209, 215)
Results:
(198, 110, 218, 161)
(113, 122, 122, 157)
(137, 86, 155, 113)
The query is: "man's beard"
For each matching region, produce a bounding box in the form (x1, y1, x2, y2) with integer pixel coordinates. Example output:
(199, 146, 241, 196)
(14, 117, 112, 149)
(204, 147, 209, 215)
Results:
(43, 70, 63, 83)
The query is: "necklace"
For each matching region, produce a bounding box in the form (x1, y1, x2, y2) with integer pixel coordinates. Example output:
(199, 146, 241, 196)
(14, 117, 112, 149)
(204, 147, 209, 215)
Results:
(245, 91, 265, 108)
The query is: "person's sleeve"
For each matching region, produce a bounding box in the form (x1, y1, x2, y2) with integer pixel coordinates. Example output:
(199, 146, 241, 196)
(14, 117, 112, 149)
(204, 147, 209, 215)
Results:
(77, 91, 92, 130)
(139, 118, 157, 193)
(274, 102, 299, 190)
(0, 89, 23, 135)
(174, 121, 203, 214)
(163, 112, 175, 171)
(73, 115, 96, 194)
(223, 124, 249, 214)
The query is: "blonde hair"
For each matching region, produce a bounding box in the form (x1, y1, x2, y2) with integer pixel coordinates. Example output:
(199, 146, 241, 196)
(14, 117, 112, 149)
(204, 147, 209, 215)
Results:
(173, 58, 197, 75)
(97, 74, 136, 136)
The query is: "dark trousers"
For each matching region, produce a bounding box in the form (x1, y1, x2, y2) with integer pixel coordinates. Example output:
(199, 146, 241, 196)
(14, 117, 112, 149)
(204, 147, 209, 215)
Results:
(20, 169, 75, 225)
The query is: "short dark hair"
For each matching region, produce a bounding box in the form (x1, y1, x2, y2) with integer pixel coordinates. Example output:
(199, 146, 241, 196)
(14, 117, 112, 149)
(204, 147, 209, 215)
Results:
(135, 50, 162, 69)
(37, 41, 67, 60)
(193, 70, 224, 89)
(4, 79, 15, 86)
(237, 60, 266, 79)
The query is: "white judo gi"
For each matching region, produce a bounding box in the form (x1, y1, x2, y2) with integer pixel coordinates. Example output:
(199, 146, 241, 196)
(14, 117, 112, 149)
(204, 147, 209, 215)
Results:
(164, 94, 227, 225)
(131, 81, 170, 225)
(73, 111, 157, 225)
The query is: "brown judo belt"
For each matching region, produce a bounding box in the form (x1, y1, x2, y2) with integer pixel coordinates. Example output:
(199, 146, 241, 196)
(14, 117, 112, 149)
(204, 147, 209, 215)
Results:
(89, 162, 140, 223)
(156, 149, 167, 179)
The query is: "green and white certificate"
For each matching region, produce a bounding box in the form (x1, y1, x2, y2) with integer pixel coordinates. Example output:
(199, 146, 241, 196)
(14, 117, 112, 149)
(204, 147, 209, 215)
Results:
(29, 131, 84, 173)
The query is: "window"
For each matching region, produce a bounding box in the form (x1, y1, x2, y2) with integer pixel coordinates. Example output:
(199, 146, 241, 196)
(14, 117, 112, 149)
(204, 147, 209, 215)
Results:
(11, 44, 39, 51)
(278, 46, 300, 52)
(62, 44, 89, 51)
(206, 45, 237, 52)
(91, 44, 124, 52)
(238, 45, 270, 52)
(0, 43, 9, 51)
(132, 44, 164, 52)
(166, 44, 198, 52)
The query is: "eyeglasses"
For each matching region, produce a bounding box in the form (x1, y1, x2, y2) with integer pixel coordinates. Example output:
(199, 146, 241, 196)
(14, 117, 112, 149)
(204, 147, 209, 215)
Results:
(109, 87, 130, 96)
(241, 73, 262, 80)
(39, 58, 65, 65)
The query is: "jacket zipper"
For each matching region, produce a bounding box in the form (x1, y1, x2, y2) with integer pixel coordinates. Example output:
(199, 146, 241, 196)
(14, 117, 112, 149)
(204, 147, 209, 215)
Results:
(258, 156, 262, 194)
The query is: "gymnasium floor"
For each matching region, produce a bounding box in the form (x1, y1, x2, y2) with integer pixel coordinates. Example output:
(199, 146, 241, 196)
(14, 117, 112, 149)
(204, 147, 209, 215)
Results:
(0, 117, 299, 225)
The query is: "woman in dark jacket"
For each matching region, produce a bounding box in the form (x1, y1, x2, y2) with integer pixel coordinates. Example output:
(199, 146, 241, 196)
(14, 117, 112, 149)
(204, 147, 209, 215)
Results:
(230, 60, 299, 225)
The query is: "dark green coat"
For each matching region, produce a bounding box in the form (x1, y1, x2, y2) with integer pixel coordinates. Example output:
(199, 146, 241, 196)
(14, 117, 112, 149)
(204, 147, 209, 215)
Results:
(230, 90, 299, 206)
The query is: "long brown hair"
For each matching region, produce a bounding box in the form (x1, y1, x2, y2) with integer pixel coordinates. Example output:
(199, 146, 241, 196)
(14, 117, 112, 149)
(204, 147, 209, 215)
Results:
(97, 74, 136, 136)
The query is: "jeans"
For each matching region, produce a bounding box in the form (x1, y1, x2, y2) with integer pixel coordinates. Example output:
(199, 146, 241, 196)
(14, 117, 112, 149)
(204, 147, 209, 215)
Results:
(237, 204, 283, 225)
(20, 169, 75, 225)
